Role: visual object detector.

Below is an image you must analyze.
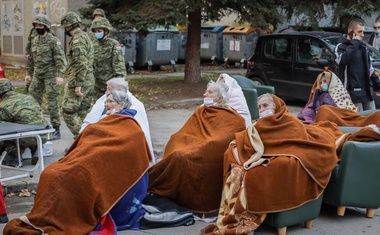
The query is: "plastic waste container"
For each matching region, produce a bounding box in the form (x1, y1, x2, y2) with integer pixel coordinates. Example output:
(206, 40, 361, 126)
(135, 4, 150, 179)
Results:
(200, 26, 228, 64)
(176, 26, 187, 62)
(136, 25, 179, 71)
(112, 28, 138, 74)
(222, 26, 258, 68)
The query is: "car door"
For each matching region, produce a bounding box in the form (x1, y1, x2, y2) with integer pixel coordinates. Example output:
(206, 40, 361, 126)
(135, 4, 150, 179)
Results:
(293, 36, 335, 101)
(259, 36, 294, 98)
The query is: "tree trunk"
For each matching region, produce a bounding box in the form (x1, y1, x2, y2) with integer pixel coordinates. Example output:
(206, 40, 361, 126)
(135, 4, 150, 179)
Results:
(184, 8, 201, 84)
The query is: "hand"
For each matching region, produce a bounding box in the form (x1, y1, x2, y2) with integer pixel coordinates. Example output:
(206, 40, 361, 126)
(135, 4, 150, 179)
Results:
(376, 90, 380, 96)
(75, 86, 83, 97)
(25, 54, 30, 60)
(55, 77, 64, 86)
(25, 75, 31, 84)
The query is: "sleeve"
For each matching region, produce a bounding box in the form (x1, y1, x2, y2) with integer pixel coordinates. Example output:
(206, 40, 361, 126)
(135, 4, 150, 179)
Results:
(112, 43, 127, 78)
(71, 35, 89, 87)
(334, 40, 360, 66)
(26, 37, 36, 77)
(52, 38, 67, 78)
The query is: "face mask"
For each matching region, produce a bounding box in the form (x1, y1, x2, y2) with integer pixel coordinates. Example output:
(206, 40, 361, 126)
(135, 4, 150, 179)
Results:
(95, 32, 104, 40)
(321, 83, 328, 92)
(110, 109, 118, 115)
(375, 29, 380, 34)
(204, 98, 217, 107)
(36, 28, 46, 35)
(259, 109, 274, 118)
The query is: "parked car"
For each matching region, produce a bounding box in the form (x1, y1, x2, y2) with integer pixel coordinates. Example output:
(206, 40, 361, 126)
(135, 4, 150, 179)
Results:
(246, 31, 380, 107)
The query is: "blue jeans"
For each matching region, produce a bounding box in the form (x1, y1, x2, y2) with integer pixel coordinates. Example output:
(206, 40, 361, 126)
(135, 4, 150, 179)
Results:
(354, 99, 376, 112)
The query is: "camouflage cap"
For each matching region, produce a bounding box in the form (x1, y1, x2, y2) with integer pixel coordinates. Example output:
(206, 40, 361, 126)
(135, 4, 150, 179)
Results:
(61, 12, 82, 28)
(0, 79, 13, 95)
(91, 17, 113, 31)
(32, 14, 51, 28)
(92, 8, 106, 18)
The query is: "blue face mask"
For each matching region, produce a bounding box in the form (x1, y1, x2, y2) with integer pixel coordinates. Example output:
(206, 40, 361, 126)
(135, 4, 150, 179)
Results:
(95, 32, 104, 40)
(321, 83, 328, 92)
(375, 29, 380, 34)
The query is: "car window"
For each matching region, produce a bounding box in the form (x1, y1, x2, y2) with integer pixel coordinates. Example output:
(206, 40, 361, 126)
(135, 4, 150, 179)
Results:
(367, 44, 380, 62)
(296, 38, 334, 64)
(264, 38, 292, 61)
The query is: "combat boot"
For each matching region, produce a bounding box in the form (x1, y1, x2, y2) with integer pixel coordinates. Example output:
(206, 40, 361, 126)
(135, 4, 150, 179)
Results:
(52, 126, 61, 140)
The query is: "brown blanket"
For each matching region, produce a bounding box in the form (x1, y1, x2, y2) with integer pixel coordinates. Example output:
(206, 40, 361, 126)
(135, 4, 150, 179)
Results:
(4, 115, 151, 235)
(315, 105, 380, 126)
(202, 95, 340, 234)
(148, 105, 246, 213)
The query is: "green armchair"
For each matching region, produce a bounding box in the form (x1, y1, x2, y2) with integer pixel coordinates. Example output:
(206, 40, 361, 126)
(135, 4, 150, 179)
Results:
(323, 135, 380, 218)
(230, 75, 275, 120)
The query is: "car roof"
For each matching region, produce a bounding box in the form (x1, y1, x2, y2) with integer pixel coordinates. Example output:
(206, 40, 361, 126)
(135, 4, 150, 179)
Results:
(261, 31, 342, 39)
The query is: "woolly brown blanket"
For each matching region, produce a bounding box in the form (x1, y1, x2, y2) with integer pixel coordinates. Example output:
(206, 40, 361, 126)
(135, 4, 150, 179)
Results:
(4, 115, 151, 235)
(148, 106, 246, 213)
(315, 105, 380, 126)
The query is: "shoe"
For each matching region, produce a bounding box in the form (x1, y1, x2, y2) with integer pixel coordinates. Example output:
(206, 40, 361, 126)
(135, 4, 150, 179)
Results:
(2, 151, 21, 167)
(52, 126, 61, 140)
(0, 213, 9, 223)
(30, 147, 38, 165)
(31, 156, 39, 165)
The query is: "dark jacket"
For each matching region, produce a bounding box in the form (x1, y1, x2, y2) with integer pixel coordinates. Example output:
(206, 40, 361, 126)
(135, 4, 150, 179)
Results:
(334, 35, 380, 103)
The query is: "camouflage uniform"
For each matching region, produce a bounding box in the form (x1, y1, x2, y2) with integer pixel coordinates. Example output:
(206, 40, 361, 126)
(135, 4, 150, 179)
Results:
(88, 8, 106, 44)
(25, 28, 38, 58)
(61, 12, 95, 138)
(91, 17, 126, 101)
(0, 79, 48, 159)
(27, 14, 66, 134)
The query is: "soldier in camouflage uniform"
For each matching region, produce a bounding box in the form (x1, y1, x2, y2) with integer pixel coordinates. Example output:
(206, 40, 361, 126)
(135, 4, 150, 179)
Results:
(25, 14, 67, 140)
(61, 12, 94, 139)
(0, 79, 48, 165)
(88, 8, 106, 43)
(91, 17, 126, 101)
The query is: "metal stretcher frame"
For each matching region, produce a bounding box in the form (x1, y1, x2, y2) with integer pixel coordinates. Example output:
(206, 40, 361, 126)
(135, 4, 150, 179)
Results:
(0, 122, 54, 182)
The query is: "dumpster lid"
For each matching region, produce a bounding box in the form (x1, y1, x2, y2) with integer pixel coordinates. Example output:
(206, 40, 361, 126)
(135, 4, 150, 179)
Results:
(223, 26, 256, 34)
(176, 25, 187, 31)
(201, 25, 228, 33)
(147, 25, 179, 32)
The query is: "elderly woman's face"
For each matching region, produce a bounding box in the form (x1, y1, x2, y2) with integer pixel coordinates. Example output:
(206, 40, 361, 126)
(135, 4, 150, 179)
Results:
(104, 94, 123, 115)
(203, 85, 221, 103)
(258, 97, 276, 114)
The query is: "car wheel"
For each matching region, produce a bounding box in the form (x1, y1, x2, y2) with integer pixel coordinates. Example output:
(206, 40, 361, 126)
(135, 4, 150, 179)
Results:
(251, 76, 266, 85)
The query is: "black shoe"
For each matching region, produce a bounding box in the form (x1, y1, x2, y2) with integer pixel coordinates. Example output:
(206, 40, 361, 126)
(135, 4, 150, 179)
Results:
(31, 156, 39, 165)
(52, 126, 61, 140)
(0, 213, 9, 223)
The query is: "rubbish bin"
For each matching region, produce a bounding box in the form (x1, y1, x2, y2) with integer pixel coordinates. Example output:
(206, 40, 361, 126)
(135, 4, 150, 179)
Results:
(136, 25, 179, 71)
(222, 26, 258, 68)
(200, 26, 228, 64)
(112, 28, 138, 74)
(176, 26, 187, 62)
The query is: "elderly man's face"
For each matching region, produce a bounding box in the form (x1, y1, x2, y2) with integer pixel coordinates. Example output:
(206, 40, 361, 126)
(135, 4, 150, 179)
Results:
(203, 85, 221, 103)
(258, 97, 276, 114)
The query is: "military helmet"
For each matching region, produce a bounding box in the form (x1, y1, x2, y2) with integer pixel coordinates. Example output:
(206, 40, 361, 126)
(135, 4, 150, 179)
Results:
(32, 14, 51, 28)
(61, 12, 82, 28)
(91, 17, 113, 31)
(0, 79, 13, 95)
(92, 8, 106, 18)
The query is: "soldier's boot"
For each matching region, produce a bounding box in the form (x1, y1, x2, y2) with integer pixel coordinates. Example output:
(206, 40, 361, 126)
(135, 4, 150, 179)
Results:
(52, 126, 61, 140)
(31, 147, 38, 165)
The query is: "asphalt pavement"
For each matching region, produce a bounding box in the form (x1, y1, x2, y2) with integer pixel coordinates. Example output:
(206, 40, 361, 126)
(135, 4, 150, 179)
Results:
(1, 68, 380, 234)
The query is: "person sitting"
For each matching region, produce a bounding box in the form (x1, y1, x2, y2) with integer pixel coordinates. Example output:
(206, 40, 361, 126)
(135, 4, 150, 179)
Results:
(0, 79, 48, 166)
(202, 93, 343, 234)
(3, 89, 152, 234)
(298, 42, 313, 63)
(146, 80, 246, 215)
(79, 77, 155, 165)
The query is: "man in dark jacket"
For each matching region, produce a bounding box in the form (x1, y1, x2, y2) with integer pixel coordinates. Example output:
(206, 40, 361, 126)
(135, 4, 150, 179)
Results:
(334, 19, 380, 111)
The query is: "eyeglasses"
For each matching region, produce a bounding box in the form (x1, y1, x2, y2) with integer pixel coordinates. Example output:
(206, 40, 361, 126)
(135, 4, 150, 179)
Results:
(104, 99, 117, 105)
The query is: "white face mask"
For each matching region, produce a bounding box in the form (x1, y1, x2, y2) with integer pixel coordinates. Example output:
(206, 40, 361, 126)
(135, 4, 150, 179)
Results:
(110, 108, 118, 115)
(259, 109, 275, 118)
(204, 98, 217, 107)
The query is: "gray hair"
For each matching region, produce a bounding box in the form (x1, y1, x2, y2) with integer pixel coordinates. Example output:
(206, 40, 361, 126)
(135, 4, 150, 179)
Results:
(258, 93, 276, 109)
(107, 77, 129, 93)
(108, 90, 132, 109)
(207, 80, 229, 105)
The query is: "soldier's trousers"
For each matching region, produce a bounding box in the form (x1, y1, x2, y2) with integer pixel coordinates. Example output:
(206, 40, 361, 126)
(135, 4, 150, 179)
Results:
(30, 76, 61, 127)
(61, 85, 94, 138)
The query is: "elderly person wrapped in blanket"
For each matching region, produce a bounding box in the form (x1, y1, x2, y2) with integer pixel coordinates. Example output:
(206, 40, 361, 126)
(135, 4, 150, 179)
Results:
(147, 80, 246, 214)
(4, 89, 152, 234)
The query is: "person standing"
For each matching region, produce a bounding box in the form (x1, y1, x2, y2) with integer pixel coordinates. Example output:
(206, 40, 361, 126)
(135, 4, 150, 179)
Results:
(334, 19, 380, 111)
(91, 17, 126, 101)
(25, 14, 66, 140)
(88, 8, 106, 42)
(369, 21, 380, 50)
(60, 12, 94, 139)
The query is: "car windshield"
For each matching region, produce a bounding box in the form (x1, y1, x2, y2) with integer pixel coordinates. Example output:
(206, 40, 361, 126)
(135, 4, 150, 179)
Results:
(322, 36, 380, 62)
